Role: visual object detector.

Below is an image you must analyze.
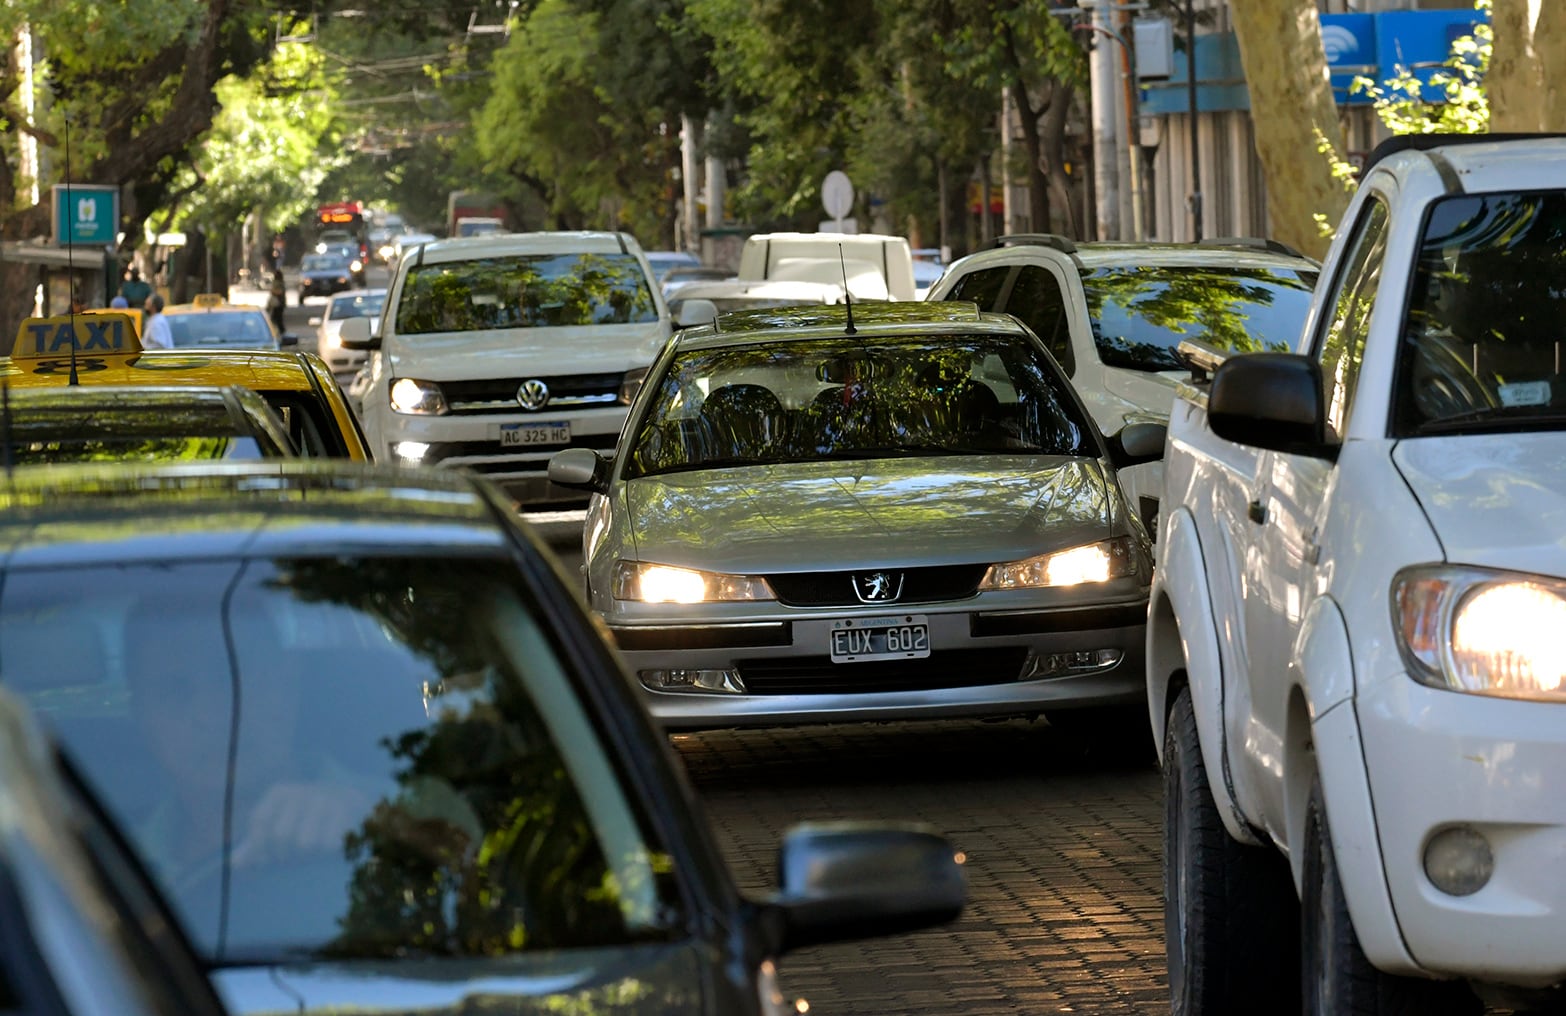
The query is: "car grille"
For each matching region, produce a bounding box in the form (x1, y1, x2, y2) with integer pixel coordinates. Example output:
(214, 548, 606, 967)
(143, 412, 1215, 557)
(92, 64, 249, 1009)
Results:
(443, 373, 625, 415)
(735, 648, 1029, 695)
(764, 564, 989, 607)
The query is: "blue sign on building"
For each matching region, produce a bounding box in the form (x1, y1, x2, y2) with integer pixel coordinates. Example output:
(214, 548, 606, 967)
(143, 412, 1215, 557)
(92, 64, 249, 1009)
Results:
(1320, 14, 1378, 105)
(51, 184, 119, 247)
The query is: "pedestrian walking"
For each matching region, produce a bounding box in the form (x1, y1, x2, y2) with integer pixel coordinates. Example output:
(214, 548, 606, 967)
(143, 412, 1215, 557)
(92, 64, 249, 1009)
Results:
(119, 267, 152, 308)
(267, 274, 287, 336)
(143, 294, 174, 349)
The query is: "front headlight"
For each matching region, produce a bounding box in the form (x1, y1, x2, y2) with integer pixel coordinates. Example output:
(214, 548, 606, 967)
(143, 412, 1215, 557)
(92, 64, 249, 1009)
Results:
(619, 366, 649, 406)
(979, 537, 1138, 590)
(389, 377, 447, 415)
(1394, 566, 1566, 700)
(350, 259, 364, 273)
(612, 561, 774, 603)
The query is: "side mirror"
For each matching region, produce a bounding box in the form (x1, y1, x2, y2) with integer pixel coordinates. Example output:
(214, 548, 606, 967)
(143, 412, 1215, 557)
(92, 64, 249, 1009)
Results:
(548, 448, 609, 494)
(339, 316, 380, 350)
(675, 298, 719, 328)
(759, 822, 965, 954)
(1208, 353, 1336, 459)
(1109, 421, 1167, 468)
(279, 332, 300, 348)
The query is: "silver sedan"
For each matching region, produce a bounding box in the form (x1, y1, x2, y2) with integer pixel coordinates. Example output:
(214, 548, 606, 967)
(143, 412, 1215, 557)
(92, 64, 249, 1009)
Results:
(550, 303, 1163, 730)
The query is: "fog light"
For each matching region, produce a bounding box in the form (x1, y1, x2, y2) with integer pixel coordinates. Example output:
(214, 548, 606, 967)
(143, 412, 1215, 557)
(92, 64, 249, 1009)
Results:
(1423, 826, 1494, 896)
(638, 669, 746, 694)
(392, 440, 431, 463)
(1021, 648, 1123, 680)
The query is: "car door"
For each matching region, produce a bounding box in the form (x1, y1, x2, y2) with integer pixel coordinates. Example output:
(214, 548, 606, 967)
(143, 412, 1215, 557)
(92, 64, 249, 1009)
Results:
(1237, 193, 1393, 835)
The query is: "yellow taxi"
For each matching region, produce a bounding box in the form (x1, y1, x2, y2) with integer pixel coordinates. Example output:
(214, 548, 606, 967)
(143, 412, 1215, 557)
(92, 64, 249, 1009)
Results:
(160, 293, 296, 351)
(6, 314, 370, 460)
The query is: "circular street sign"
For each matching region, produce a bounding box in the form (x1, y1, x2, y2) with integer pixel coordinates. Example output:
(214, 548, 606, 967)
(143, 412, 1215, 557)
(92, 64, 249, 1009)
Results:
(822, 170, 854, 221)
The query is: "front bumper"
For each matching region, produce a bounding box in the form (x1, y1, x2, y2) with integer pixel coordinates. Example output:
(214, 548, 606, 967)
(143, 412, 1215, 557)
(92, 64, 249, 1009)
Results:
(378, 405, 628, 506)
(1358, 672, 1566, 987)
(607, 597, 1148, 729)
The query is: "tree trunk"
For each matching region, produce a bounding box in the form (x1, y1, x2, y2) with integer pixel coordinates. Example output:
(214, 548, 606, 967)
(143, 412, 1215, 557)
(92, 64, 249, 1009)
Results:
(1009, 81, 1050, 235)
(1228, 0, 1349, 258)
(1038, 80, 1080, 238)
(1487, 0, 1542, 132)
(1535, 3, 1566, 132)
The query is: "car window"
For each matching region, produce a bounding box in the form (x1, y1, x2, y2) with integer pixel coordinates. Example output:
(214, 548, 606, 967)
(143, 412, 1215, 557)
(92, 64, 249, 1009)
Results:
(328, 293, 385, 320)
(396, 253, 658, 334)
(8, 403, 276, 463)
(165, 311, 275, 349)
(302, 255, 348, 272)
(1002, 266, 1075, 376)
(623, 331, 1095, 478)
(1080, 265, 1318, 372)
(1394, 190, 1566, 435)
(260, 391, 340, 457)
(944, 265, 1012, 310)
(1314, 198, 1390, 440)
(0, 557, 683, 964)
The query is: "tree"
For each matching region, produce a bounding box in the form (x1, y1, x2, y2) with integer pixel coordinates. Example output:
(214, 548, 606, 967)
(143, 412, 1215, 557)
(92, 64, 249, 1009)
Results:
(1227, 0, 1349, 259)
(1484, 0, 1566, 132)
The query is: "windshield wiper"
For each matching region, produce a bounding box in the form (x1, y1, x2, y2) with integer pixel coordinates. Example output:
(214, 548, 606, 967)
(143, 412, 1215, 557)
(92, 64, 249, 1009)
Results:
(1417, 406, 1566, 433)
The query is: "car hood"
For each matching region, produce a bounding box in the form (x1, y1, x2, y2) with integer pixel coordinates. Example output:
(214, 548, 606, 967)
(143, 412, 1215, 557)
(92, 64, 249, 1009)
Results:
(387, 320, 669, 381)
(1393, 434, 1566, 574)
(623, 456, 1118, 573)
(213, 944, 711, 1016)
(1098, 365, 1181, 423)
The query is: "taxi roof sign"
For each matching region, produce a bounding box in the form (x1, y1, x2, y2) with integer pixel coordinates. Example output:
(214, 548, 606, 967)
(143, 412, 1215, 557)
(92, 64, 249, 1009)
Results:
(192, 293, 226, 308)
(13, 314, 143, 359)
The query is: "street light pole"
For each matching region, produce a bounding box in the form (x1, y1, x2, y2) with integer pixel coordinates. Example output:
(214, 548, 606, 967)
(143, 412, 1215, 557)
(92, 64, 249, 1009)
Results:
(1186, 0, 1202, 240)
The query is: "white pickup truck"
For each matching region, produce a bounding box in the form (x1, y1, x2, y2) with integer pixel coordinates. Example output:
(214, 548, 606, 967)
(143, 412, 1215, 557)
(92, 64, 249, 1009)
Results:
(1149, 134, 1566, 1015)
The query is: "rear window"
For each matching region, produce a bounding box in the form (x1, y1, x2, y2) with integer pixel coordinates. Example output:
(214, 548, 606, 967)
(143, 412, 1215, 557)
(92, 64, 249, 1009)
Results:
(328, 293, 384, 320)
(164, 311, 276, 349)
(395, 253, 658, 335)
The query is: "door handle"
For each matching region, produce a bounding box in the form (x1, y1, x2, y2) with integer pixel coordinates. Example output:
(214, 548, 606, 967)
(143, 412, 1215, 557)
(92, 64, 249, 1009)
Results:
(1247, 500, 1267, 525)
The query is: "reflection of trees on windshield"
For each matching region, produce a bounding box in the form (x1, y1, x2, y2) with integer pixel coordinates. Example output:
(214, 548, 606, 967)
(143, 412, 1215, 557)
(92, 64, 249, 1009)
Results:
(1082, 267, 1316, 371)
(396, 254, 657, 334)
(263, 558, 672, 958)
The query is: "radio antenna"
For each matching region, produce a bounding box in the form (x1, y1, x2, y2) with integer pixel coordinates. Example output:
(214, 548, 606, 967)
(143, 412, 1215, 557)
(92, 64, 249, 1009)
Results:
(1, 379, 12, 478)
(838, 245, 856, 336)
(63, 113, 80, 386)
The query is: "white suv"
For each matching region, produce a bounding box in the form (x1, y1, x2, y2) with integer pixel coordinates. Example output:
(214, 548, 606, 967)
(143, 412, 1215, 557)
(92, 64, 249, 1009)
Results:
(927, 236, 1319, 531)
(345, 231, 671, 505)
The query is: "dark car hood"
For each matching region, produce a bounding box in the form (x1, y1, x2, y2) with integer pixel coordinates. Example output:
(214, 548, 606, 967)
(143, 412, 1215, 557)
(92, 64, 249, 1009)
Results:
(213, 943, 714, 1015)
(623, 456, 1118, 573)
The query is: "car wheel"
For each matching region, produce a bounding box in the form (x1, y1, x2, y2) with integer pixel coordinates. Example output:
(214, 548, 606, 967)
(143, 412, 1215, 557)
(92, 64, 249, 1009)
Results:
(1165, 687, 1298, 1015)
(1300, 775, 1481, 1015)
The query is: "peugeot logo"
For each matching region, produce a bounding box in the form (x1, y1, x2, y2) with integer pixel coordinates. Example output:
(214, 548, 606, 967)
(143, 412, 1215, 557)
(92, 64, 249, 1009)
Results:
(516, 379, 550, 411)
(852, 571, 903, 603)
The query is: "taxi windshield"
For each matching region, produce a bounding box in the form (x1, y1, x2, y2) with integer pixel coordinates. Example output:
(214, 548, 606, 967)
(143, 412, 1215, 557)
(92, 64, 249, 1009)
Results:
(0, 556, 682, 964)
(624, 331, 1095, 479)
(395, 253, 658, 334)
(1080, 266, 1318, 371)
(164, 310, 276, 349)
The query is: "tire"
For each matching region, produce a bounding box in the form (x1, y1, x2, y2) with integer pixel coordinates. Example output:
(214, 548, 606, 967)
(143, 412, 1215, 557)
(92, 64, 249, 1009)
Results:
(1164, 687, 1299, 1015)
(1300, 777, 1481, 1015)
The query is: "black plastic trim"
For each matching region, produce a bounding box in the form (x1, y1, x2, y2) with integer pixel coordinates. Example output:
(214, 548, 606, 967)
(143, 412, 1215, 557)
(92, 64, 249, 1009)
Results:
(970, 601, 1148, 637)
(611, 622, 792, 651)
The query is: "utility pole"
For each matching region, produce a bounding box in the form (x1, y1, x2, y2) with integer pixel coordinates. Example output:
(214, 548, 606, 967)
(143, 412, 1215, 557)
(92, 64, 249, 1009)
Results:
(679, 114, 701, 255)
(1186, 0, 1203, 240)
(1087, 0, 1121, 240)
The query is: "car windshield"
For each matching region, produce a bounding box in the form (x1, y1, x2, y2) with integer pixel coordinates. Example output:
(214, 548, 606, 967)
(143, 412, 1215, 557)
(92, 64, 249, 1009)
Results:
(0, 556, 682, 964)
(1395, 191, 1566, 435)
(302, 255, 348, 272)
(624, 331, 1096, 479)
(396, 253, 658, 334)
(164, 311, 276, 348)
(328, 293, 385, 320)
(1080, 266, 1318, 371)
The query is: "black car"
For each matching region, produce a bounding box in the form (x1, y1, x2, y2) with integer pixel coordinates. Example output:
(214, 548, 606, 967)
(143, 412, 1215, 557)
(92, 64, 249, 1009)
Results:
(0, 686, 229, 1016)
(298, 253, 357, 299)
(0, 461, 965, 1016)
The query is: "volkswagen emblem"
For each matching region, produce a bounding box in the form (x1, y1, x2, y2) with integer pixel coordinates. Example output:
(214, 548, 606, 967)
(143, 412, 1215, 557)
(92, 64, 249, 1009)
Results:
(852, 571, 903, 603)
(516, 379, 550, 411)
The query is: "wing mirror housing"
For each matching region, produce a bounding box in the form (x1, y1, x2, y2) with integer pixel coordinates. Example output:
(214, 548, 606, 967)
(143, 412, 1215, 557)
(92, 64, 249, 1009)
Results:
(1208, 353, 1337, 460)
(1109, 421, 1167, 468)
(339, 316, 381, 350)
(548, 448, 609, 494)
(674, 298, 719, 328)
(754, 822, 965, 955)
(278, 332, 300, 348)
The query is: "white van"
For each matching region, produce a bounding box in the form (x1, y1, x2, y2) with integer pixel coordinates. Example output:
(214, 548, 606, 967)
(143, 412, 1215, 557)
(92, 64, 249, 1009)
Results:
(341, 231, 671, 505)
(737, 232, 917, 301)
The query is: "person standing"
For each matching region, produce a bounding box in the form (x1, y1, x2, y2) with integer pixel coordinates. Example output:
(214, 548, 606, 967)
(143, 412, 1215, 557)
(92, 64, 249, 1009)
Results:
(143, 294, 174, 349)
(119, 267, 152, 308)
(266, 274, 287, 336)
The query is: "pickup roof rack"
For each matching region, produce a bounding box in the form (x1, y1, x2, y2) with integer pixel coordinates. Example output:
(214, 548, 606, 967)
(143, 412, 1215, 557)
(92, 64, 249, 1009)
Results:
(988, 233, 1078, 255)
(1198, 236, 1308, 259)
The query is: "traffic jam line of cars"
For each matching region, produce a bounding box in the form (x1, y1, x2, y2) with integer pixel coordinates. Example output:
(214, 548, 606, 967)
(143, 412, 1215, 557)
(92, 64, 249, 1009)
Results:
(6, 131, 1566, 1015)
